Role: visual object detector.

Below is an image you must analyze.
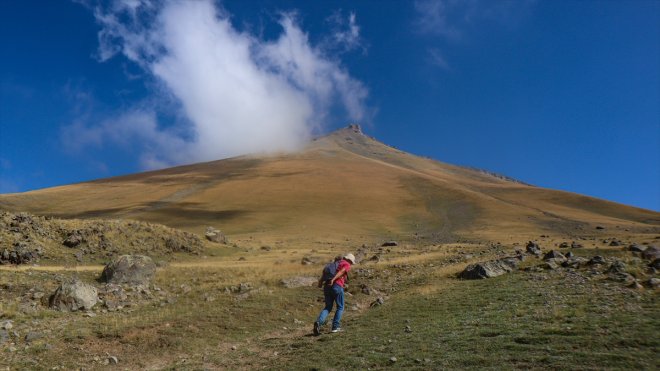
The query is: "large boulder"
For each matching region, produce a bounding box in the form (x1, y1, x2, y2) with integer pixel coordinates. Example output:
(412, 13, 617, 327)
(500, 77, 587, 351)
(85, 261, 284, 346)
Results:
(205, 227, 227, 244)
(459, 257, 519, 279)
(543, 250, 566, 261)
(526, 241, 542, 256)
(641, 246, 660, 261)
(101, 255, 156, 285)
(49, 280, 98, 311)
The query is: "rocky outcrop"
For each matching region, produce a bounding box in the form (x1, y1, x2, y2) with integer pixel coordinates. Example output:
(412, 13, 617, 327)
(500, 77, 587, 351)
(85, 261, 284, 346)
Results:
(204, 227, 227, 244)
(641, 246, 659, 261)
(459, 257, 520, 279)
(101, 255, 156, 285)
(526, 241, 542, 256)
(49, 280, 98, 311)
(0, 242, 42, 265)
(543, 250, 566, 261)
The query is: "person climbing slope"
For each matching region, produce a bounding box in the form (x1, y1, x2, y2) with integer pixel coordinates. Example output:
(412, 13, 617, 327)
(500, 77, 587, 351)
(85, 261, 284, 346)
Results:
(313, 253, 355, 335)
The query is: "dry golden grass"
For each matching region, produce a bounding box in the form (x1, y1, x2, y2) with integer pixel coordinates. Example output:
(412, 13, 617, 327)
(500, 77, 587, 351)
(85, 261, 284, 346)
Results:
(1, 127, 657, 248)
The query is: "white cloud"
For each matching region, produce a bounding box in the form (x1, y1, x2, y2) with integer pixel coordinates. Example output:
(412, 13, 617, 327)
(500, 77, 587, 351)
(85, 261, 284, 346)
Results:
(325, 11, 364, 53)
(68, 0, 369, 169)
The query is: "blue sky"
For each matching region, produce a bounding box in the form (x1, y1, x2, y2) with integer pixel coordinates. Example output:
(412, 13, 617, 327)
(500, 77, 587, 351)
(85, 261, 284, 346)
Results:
(0, 0, 658, 211)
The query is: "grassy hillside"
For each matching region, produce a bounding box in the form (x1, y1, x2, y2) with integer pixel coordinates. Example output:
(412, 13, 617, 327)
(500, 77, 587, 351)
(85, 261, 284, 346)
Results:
(1, 126, 657, 248)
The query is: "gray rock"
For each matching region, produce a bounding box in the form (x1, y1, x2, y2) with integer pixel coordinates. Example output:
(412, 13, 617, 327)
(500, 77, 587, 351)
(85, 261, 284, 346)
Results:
(609, 240, 621, 247)
(205, 227, 227, 244)
(571, 241, 583, 248)
(62, 232, 83, 248)
(459, 257, 519, 279)
(301, 256, 316, 265)
(1, 320, 13, 330)
(24, 331, 43, 343)
(526, 241, 542, 256)
(280, 276, 317, 288)
(628, 244, 646, 253)
(49, 279, 98, 311)
(587, 256, 606, 265)
(539, 261, 558, 270)
(641, 246, 660, 261)
(370, 297, 385, 307)
(649, 259, 660, 270)
(543, 250, 566, 261)
(608, 272, 635, 284)
(606, 260, 627, 275)
(389, 357, 397, 363)
(565, 251, 574, 258)
(645, 278, 660, 289)
(101, 255, 156, 285)
(0, 330, 9, 345)
(382, 241, 398, 247)
(559, 242, 569, 248)
(561, 256, 587, 269)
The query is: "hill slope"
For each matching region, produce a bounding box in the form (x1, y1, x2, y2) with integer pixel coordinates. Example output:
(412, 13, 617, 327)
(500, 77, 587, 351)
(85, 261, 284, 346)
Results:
(1, 125, 658, 246)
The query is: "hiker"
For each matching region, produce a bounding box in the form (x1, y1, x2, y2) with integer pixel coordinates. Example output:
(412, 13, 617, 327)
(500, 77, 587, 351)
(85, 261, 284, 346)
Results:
(313, 253, 355, 335)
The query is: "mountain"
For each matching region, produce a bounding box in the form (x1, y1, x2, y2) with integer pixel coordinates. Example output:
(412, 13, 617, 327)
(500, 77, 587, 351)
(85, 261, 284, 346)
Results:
(1, 125, 658, 246)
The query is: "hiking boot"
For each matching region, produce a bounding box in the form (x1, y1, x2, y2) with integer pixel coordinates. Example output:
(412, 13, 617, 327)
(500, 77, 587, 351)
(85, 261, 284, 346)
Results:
(331, 327, 341, 333)
(313, 322, 321, 336)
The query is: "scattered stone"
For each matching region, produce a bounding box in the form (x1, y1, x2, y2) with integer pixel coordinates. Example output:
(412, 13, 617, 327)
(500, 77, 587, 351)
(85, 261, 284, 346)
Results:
(231, 345, 237, 351)
(0, 242, 43, 265)
(382, 241, 398, 247)
(1, 320, 13, 330)
(628, 244, 646, 253)
(526, 241, 542, 256)
(370, 297, 385, 307)
(649, 259, 660, 270)
(101, 255, 156, 285)
(280, 276, 317, 288)
(596, 226, 605, 230)
(571, 241, 583, 248)
(539, 261, 558, 270)
(204, 227, 227, 244)
(301, 256, 316, 265)
(260, 246, 272, 251)
(0, 330, 9, 345)
(608, 272, 635, 284)
(49, 279, 98, 311)
(641, 246, 660, 261)
(565, 251, 574, 258)
(645, 278, 660, 289)
(62, 232, 83, 248)
(587, 256, 606, 266)
(543, 250, 566, 261)
(628, 281, 643, 290)
(108, 356, 119, 365)
(24, 331, 43, 343)
(606, 260, 627, 275)
(459, 257, 519, 279)
(404, 325, 412, 333)
(389, 357, 397, 363)
(609, 240, 621, 247)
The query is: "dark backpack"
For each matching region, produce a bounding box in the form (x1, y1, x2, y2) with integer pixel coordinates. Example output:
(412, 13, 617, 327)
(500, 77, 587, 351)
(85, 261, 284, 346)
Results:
(321, 261, 349, 284)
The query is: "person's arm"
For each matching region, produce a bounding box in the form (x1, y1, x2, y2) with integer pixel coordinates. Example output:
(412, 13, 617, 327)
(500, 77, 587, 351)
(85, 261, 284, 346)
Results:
(327, 267, 347, 286)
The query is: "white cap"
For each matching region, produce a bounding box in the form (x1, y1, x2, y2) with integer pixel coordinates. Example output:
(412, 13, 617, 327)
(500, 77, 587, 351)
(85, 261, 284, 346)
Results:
(344, 253, 356, 264)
